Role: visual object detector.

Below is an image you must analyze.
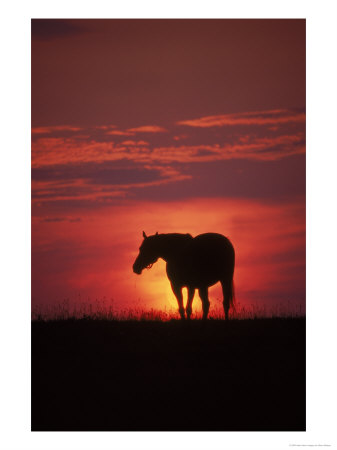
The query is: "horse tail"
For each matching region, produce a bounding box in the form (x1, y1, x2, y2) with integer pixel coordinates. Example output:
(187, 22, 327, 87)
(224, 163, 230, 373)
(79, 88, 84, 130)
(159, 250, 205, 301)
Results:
(228, 244, 235, 311)
(221, 275, 235, 311)
(229, 279, 237, 316)
(222, 248, 235, 314)
(229, 279, 235, 308)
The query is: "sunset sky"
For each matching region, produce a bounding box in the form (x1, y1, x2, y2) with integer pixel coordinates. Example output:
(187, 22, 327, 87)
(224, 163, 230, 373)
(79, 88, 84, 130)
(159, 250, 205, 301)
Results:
(31, 19, 305, 317)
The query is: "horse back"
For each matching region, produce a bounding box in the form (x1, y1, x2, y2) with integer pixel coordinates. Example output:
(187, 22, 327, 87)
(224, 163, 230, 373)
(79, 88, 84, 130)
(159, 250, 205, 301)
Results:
(166, 232, 235, 288)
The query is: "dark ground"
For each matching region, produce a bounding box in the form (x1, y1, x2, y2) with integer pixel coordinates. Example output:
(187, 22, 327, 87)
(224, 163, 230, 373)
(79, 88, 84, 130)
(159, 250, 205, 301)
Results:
(31, 318, 305, 431)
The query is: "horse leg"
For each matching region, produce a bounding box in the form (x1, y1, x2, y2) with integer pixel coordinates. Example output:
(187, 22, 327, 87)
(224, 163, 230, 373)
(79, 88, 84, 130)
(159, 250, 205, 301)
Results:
(221, 279, 230, 320)
(199, 286, 210, 320)
(171, 283, 185, 320)
(186, 287, 195, 320)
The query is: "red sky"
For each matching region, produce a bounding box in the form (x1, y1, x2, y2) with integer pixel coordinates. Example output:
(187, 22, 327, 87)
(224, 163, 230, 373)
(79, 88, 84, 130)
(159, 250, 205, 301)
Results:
(31, 19, 305, 318)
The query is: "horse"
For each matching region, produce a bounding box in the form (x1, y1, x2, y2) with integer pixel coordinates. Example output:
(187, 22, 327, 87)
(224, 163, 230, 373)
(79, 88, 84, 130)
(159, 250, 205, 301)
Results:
(132, 231, 235, 320)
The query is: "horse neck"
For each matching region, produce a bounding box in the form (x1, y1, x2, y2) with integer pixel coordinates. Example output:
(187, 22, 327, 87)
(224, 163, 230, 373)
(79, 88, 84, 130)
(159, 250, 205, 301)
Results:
(156, 234, 192, 263)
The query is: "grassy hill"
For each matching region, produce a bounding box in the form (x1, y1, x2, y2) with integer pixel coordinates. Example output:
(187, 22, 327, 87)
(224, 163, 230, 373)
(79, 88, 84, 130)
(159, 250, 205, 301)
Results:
(32, 317, 305, 431)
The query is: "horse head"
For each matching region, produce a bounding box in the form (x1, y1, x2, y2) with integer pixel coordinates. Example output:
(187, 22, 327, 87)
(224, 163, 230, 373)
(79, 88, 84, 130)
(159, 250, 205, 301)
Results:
(133, 231, 160, 274)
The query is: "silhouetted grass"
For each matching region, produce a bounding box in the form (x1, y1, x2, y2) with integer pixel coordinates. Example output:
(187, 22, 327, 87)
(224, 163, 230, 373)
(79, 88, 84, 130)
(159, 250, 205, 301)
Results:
(32, 298, 305, 321)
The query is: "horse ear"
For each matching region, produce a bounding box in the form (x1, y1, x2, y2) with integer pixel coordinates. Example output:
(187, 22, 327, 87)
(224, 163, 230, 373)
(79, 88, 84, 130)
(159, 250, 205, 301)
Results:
(143, 231, 147, 239)
(155, 232, 158, 235)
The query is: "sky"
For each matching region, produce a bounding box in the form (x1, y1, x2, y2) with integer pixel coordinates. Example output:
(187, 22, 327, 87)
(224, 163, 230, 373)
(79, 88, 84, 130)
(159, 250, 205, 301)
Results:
(31, 19, 306, 318)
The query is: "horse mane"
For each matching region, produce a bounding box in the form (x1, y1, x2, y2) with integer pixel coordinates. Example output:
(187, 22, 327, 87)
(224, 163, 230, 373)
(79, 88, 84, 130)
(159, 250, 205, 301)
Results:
(152, 233, 193, 259)
(159, 232, 193, 239)
(157, 233, 193, 245)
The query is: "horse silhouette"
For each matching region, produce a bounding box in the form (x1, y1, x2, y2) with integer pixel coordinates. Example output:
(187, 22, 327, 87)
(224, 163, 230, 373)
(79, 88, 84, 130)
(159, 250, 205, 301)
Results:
(133, 231, 235, 320)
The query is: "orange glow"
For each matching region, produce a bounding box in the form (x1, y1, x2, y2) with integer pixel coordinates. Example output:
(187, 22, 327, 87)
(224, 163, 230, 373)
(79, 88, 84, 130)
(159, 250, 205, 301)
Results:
(32, 198, 305, 317)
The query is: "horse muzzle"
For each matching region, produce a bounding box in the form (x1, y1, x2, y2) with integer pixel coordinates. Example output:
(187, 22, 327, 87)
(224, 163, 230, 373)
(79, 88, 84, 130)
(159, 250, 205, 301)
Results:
(133, 263, 142, 275)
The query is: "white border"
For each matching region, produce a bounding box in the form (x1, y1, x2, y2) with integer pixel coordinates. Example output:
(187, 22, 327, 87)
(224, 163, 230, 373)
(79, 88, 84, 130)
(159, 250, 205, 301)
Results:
(1, 1, 337, 449)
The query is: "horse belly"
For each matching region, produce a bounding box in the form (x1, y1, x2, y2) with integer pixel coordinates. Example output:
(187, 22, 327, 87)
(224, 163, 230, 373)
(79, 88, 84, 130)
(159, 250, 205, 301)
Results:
(186, 261, 224, 288)
(167, 258, 228, 289)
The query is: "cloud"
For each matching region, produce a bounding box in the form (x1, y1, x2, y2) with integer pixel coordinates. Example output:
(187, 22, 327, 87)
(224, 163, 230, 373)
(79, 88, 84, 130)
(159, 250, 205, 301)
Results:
(121, 140, 149, 146)
(30, 108, 305, 209)
(32, 132, 305, 170)
(32, 162, 163, 185)
(31, 160, 190, 205)
(193, 149, 218, 157)
(177, 109, 305, 128)
(31, 138, 153, 168)
(32, 146, 304, 206)
(105, 130, 135, 136)
(151, 133, 305, 162)
(32, 125, 82, 135)
(127, 125, 167, 133)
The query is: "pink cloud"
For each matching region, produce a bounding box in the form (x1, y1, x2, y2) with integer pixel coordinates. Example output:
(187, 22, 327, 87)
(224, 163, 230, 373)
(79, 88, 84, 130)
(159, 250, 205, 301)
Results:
(31, 138, 152, 168)
(152, 133, 305, 162)
(105, 130, 135, 136)
(177, 109, 305, 128)
(121, 140, 149, 146)
(32, 125, 82, 134)
(127, 125, 167, 133)
(32, 138, 118, 167)
(31, 131, 305, 170)
(32, 163, 191, 206)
